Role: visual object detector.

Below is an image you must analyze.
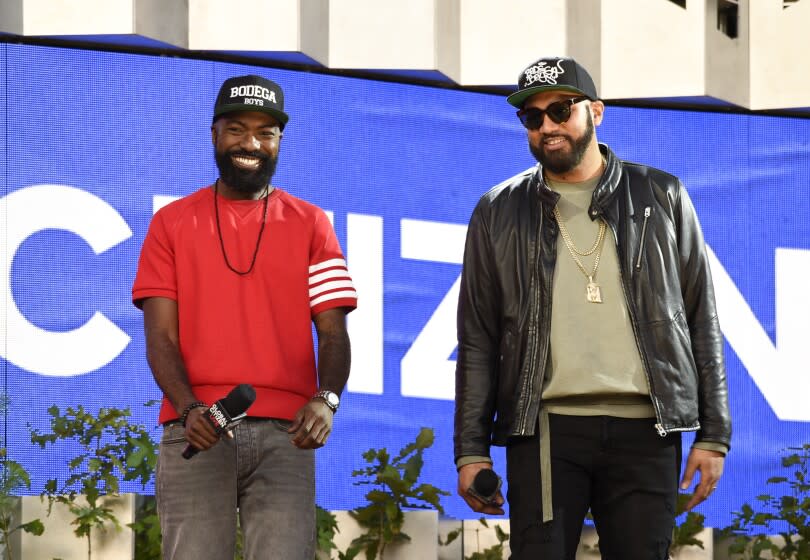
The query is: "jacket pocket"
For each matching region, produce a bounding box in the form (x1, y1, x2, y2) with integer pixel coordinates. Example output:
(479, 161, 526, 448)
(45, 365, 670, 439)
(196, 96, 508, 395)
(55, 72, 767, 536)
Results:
(635, 206, 652, 269)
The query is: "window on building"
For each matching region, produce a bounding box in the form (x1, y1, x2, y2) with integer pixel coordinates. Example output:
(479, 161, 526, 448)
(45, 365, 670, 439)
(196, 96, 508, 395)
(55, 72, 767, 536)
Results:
(718, 0, 738, 39)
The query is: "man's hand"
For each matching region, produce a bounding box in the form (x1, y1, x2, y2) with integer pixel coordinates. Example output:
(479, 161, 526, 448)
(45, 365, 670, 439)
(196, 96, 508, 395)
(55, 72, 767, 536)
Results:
(680, 447, 725, 510)
(183, 406, 221, 453)
(288, 399, 334, 449)
(458, 462, 505, 515)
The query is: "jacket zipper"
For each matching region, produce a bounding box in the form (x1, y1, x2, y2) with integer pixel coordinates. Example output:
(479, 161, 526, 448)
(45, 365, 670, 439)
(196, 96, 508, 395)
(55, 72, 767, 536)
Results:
(516, 207, 554, 435)
(516, 219, 545, 435)
(607, 218, 667, 436)
(635, 206, 651, 269)
(531, 241, 555, 427)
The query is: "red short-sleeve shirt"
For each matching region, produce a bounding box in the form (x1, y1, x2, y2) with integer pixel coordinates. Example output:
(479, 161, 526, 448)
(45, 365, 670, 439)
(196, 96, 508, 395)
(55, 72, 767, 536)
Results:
(133, 186, 357, 423)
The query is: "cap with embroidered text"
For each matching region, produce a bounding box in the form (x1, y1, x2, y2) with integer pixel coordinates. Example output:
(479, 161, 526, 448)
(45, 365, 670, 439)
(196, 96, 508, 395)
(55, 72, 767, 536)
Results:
(507, 57, 598, 109)
(213, 75, 289, 129)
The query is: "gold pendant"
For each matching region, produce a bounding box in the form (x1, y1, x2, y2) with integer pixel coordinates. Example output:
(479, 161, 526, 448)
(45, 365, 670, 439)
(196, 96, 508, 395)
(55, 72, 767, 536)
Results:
(586, 277, 603, 303)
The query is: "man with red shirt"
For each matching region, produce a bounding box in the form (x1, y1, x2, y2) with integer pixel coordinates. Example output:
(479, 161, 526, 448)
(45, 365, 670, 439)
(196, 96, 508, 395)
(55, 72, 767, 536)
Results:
(133, 74, 356, 559)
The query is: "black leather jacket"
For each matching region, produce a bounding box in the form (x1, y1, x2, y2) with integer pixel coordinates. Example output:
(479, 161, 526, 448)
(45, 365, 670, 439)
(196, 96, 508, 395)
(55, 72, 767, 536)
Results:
(454, 144, 731, 461)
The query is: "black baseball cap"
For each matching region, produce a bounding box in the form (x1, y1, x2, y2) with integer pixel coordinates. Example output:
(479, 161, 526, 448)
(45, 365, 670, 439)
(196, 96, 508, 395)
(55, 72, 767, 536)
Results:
(507, 57, 598, 108)
(213, 75, 289, 129)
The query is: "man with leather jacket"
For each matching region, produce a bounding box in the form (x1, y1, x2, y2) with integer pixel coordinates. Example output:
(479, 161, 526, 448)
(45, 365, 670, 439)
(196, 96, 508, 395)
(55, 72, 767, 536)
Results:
(454, 57, 731, 559)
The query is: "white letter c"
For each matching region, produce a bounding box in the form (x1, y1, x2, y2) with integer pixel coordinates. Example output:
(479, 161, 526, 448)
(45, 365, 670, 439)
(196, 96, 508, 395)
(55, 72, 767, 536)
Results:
(0, 185, 132, 376)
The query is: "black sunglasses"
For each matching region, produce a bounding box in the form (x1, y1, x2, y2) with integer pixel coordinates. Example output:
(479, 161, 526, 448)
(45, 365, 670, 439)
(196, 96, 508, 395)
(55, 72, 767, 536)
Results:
(516, 96, 589, 130)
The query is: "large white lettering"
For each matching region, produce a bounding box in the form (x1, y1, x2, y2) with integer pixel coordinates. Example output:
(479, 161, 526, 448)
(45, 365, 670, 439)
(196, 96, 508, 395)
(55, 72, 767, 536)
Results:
(399, 219, 467, 400)
(346, 213, 384, 394)
(710, 246, 810, 421)
(5, 187, 806, 425)
(0, 185, 132, 376)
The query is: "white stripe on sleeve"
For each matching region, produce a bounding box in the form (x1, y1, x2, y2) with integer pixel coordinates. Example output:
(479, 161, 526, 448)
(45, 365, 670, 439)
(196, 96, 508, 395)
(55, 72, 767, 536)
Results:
(309, 258, 347, 274)
(310, 280, 356, 297)
(310, 290, 358, 308)
(310, 268, 350, 285)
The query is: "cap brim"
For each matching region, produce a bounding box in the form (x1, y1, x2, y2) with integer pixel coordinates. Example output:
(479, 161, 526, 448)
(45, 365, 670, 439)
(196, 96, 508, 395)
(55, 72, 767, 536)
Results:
(506, 85, 592, 108)
(213, 104, 290, 128)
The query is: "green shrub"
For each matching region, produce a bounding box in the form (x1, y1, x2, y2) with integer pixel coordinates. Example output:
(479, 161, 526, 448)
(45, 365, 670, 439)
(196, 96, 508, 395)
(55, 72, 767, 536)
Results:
(721, 443, 810, 559)
(0, 449, 44, 560)
(30, 404, 158, 560)
(340, 427, 449, 560)
(0, 393, 44, 560)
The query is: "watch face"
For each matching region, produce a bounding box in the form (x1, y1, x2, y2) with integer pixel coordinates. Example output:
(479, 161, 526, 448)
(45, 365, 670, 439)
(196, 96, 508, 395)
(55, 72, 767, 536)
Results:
(317, 391, 339, 409)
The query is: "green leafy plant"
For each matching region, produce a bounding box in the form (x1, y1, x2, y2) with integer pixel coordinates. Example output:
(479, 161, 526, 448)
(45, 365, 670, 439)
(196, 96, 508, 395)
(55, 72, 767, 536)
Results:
(29, 404, 158, 560)
(440, 517, 509, 560)
(316, 504, 339, 558)
(0, 393, 44, 560)
(339, 427, 449, 560)
(720, 443, 810, 559)
(670, 492, 707, 552)
(0, 448, 45, 560)
(130, 494, 161, 560)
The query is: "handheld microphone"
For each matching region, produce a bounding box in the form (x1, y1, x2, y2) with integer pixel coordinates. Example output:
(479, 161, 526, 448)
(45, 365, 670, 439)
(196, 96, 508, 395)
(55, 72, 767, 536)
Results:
(466, 468, 502, 505)
(182, 384, 256, 459)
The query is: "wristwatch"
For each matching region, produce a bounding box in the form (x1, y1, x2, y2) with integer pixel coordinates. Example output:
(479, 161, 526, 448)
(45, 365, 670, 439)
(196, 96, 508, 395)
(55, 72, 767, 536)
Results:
(313, 390, 340, 413)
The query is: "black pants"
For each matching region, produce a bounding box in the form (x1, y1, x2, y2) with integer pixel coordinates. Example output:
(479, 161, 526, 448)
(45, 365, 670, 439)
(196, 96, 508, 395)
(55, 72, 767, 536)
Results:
(506, 415, 682, 560)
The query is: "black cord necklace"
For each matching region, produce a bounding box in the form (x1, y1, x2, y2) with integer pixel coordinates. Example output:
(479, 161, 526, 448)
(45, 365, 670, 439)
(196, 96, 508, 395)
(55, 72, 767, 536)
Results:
(213, 178, 269, 276)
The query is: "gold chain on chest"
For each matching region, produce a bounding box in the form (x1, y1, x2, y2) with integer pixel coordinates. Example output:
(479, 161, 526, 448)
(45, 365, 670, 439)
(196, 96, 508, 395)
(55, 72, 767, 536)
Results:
(553, 204, 607, 303)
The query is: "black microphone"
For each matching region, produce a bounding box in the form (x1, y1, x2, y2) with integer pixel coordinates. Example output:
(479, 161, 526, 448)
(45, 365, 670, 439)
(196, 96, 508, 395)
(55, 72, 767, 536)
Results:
(467, 468, 502, 505)
(182, 384, 256, 459)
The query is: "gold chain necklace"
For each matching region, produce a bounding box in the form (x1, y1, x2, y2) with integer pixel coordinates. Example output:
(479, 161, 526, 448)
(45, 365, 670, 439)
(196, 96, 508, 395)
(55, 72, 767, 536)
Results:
(553, 204, 606, 303)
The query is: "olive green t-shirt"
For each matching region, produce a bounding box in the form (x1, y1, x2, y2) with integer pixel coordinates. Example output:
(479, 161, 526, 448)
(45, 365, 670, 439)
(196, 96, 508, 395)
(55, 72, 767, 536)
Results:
(543, 175, 655, 418)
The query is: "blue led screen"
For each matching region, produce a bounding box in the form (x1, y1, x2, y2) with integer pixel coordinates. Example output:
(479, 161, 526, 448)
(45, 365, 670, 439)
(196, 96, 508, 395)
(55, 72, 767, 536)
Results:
(1, 43, 809, 529)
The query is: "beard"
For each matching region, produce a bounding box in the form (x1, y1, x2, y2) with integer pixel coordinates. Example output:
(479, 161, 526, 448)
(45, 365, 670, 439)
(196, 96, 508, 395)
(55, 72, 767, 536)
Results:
(214, 148, 278, 195)
(529, 111, 595, 175)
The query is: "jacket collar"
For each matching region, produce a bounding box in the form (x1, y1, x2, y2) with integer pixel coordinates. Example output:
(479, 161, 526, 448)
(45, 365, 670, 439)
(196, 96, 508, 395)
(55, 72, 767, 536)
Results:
(532, 143, 623, 220)
(590, 144, 623, 219)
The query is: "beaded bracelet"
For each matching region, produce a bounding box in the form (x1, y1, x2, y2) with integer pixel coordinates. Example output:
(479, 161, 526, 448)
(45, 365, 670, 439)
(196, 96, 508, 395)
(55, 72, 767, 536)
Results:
(180, 401, 208, 427)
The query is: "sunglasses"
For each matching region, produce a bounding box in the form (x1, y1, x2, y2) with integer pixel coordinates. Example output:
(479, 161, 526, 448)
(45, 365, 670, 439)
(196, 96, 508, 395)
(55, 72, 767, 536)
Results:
(516, 96, 589, 130)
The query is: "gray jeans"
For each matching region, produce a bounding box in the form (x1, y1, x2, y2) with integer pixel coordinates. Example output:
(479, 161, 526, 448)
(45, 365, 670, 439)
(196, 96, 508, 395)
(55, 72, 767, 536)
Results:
(157, 418, 315, 560)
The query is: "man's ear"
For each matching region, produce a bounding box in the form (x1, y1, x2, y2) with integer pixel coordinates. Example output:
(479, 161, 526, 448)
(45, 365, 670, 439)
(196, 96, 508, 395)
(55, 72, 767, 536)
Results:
(211, 125, 218, 145)
(590, 100, 605, 126)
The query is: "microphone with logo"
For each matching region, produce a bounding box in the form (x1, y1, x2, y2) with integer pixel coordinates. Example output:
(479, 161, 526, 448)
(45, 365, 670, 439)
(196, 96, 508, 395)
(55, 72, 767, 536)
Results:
(182, 384, 256, 460)
(466, 468, 503, 506)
